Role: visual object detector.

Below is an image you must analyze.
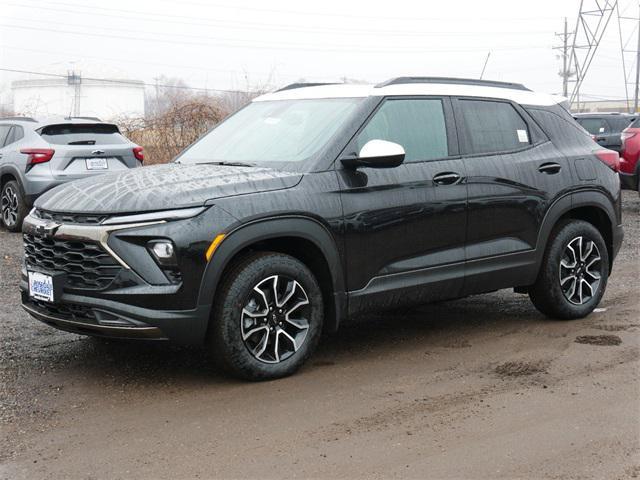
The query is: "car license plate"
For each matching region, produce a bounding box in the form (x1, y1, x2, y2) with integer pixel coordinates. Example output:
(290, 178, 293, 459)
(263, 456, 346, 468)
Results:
(28, 271, 54, 302)
(85, 157, 110, 170)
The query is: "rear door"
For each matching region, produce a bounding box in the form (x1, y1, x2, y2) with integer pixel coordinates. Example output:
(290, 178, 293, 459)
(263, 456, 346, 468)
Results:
(338, 96, 467, 311)
(38, 123, 138, 179)
(452, 97, 574, 294)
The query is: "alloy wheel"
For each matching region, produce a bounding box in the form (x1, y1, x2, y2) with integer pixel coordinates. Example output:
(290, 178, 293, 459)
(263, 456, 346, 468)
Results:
(240, 274, 311, 364)
(1, 185, 19, 227)
(559, 236, 602, 305)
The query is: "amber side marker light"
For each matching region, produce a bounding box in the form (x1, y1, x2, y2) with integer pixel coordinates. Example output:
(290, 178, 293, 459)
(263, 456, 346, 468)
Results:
(205, 234, 226, 261)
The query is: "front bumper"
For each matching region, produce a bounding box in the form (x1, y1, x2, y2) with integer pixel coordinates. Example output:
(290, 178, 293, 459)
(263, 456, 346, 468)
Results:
(21, 287, 212, 343)
(19, 209, 234, 344)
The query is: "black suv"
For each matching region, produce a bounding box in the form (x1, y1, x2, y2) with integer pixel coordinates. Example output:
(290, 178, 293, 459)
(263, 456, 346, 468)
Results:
(21, 77, 624, 380)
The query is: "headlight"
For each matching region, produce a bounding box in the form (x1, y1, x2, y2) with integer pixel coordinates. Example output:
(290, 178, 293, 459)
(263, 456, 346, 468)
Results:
(102, 206, 206, 225)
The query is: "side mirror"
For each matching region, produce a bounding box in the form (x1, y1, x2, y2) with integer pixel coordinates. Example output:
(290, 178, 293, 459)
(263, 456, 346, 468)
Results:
(341, 139, 405, 169)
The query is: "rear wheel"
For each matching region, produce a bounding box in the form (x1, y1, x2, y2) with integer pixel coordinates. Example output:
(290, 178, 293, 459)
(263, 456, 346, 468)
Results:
(210, 252, 324, 380)
(1, 180, 27, 232)
(529, 219, 609, 319)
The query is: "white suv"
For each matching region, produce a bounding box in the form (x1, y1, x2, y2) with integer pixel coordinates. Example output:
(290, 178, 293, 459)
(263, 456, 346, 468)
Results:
(0, 116, 143, 231)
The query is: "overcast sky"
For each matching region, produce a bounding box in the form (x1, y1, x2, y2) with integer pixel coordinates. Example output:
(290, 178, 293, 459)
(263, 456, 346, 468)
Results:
(0, 0, 639, 103)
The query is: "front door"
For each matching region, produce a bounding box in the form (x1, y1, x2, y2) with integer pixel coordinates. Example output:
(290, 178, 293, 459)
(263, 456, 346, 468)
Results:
(337, 96, 467, 313)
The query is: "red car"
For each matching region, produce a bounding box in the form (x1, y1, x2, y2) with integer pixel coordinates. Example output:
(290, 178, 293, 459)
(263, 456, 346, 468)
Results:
(620, 118, 640, 191)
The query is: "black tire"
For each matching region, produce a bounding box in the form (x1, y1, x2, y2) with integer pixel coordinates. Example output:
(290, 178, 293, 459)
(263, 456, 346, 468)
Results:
(529, 219, 609, 320)
(1, 180, 28, 232)
(210, 252, 324, 381)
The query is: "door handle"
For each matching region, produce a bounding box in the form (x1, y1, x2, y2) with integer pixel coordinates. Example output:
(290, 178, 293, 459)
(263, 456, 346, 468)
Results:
(538, 162, 562, 174)
(433, 172, 462, 186)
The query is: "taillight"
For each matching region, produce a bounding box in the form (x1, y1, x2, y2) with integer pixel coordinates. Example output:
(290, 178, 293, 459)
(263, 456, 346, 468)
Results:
(133, 147, 144, 162)
(21, 148, 55, 172)
(621, 131, 636, 142)
(594, 149, 620, 172)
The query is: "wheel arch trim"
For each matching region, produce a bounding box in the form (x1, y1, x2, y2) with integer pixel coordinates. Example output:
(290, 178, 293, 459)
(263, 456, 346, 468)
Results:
(197, 215, 346, 332)
(535, 189, 619, 267)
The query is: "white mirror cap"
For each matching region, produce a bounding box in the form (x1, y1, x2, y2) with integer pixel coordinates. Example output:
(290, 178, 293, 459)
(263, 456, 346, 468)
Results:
(359, 139, 405, 159)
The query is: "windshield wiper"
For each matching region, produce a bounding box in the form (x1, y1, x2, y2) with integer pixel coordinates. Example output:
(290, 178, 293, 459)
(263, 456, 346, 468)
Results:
(177, 160, 257, 167)
(204, 161, 256, 167)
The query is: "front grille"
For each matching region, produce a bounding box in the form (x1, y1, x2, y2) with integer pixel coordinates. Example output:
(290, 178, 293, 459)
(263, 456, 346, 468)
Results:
(36, 209, 107, 225)
(27, 298, 97, 322)
(24, 233, 122, 290)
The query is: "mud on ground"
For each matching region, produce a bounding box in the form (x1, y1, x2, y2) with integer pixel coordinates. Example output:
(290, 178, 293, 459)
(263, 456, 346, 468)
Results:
(1, 191, 639, 479)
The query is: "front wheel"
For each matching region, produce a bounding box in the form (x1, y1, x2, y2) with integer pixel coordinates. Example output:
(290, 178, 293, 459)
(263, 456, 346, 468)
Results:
(1, 180, 28, 232)
(529, 219, 609, 319)
(210, 252, 324, 380)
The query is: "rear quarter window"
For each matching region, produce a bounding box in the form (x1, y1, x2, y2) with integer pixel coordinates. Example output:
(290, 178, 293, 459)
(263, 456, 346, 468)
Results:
(528, 107, 594, 147)
(39, 124, 127, 145)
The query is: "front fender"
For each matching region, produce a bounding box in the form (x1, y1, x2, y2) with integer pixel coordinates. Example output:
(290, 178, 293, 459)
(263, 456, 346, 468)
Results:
(197, 215, 346, 332)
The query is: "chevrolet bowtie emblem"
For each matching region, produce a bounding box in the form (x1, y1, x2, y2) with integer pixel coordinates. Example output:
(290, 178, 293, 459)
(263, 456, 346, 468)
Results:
(35, 221, 59, 236)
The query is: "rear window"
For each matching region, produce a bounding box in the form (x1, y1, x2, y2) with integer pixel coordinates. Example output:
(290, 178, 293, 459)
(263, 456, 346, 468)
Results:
(39, 124, 127, 145)
(576, 117, 609, 135)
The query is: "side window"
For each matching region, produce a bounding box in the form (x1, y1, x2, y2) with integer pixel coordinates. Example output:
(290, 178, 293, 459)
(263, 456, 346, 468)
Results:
(355, 98, 448, 162)
(458, 100, 531, 155)
(0, 125, 11, 147)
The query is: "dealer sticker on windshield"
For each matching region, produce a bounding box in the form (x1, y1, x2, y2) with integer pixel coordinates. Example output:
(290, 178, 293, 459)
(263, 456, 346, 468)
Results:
(28, 271, 54, 302)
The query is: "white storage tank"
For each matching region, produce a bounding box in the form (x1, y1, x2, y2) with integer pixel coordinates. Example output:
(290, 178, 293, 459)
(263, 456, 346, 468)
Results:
(12, 69, 145, 119)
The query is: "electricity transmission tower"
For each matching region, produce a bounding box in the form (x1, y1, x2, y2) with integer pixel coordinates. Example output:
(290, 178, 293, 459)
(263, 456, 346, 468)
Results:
(617, 2, 640, 112)
(564, 0, 618, 110)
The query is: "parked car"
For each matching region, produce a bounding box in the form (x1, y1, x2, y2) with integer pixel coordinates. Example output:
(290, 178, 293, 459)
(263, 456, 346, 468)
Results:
(21, 78, 623, 380)
(0, 116, 143, 231)
(620, 117, 640, 191)
(573, 112, 636, 153)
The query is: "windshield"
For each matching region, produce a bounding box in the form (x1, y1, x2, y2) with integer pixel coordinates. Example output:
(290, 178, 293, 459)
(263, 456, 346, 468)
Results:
(177, 98, 361, 165)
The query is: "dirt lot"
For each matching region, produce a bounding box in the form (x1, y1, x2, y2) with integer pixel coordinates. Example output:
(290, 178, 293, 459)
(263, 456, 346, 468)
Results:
(1, 192, 639, 480)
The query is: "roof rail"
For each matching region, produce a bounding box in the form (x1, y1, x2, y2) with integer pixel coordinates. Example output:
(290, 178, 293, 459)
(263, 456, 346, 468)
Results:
(0, 116, 37, 122)
(64, 116, 102, 121)
(375, 77, 531, 92)
(276, 82, 339, 92)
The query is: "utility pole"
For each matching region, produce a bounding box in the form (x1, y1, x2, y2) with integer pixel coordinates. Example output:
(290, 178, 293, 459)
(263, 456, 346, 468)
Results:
(635, 13, 640, 111)
(67, 70, 82, 116)
(555, 17, 573, 97)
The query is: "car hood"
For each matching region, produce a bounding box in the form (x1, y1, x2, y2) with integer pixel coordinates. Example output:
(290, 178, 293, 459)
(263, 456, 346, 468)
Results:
(35, 163, 303, 214)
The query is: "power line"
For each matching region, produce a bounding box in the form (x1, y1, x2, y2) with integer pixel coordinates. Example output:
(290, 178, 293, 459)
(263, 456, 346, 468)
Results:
(0, 15, 555, 49)
(0, 23, 551, 54)
(0, 67, 244, 94)
(20, 0, 560, 24)
(1, 45, 336, 81)
(0, 4, 556, 38)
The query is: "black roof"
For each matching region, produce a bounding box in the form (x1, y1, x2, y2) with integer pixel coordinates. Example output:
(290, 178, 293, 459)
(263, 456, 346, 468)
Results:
(375, 77, 531, 91)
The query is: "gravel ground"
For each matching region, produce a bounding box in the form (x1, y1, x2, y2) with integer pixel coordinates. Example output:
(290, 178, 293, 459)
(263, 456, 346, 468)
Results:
(0, 191, 638, 479)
